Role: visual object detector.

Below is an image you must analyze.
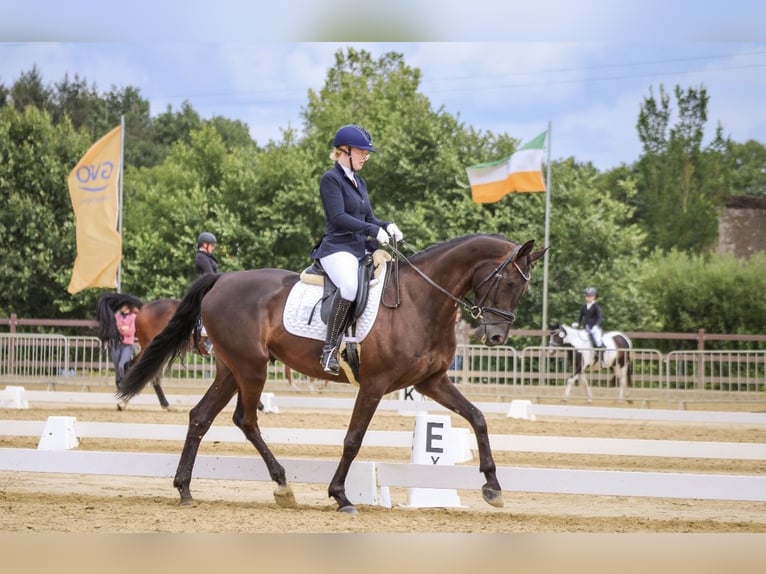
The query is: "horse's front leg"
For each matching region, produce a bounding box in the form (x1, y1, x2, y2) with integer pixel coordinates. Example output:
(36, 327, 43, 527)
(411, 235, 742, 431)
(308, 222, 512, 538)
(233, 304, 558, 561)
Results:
(233, 373, 296, 509)
(174, 367, 237, 506)
(416, 374, 503, 508)
(328, 387, 383, 514)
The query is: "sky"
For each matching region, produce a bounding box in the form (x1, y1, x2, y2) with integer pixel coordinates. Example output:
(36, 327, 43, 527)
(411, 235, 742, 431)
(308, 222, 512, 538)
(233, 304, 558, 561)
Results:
(2, 2, 765, 172)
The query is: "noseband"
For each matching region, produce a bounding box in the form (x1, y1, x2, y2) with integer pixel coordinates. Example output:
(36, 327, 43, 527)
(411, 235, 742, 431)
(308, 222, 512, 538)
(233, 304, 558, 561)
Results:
(386, 241, 530, 327)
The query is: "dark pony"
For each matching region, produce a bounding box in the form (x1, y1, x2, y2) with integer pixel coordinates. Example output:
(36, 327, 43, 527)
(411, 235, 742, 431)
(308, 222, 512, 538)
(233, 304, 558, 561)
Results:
(119, 234, 547, 513)
(96, 293, 181, 409)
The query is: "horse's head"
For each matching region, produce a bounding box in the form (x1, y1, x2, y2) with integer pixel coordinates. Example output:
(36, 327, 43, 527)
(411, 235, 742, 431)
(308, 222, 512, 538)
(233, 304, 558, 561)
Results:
(548, 322, 568, 349)
(473, 239, 547, 346)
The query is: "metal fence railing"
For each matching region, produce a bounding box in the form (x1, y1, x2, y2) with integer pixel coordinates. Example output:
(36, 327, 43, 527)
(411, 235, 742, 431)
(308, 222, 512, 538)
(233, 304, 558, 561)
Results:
(1, 334, 764, 404)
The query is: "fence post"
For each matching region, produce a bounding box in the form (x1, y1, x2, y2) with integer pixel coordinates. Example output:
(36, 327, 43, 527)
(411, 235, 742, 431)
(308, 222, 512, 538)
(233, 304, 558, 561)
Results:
(8, 314, 18, 376)
(697, 328, 706, 389)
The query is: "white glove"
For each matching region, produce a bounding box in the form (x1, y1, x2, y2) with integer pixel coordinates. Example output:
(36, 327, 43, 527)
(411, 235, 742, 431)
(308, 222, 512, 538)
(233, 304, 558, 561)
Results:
(375, 226, 390, 245)
(386, 222, 404, 242)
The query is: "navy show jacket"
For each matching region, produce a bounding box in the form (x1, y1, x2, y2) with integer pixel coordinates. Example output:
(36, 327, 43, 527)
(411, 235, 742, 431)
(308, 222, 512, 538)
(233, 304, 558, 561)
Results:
(311, 162, 389, 261)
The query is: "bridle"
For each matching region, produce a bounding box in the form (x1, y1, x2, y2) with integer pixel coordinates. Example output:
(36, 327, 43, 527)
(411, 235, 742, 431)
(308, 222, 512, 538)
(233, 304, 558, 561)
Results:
(384, 240, 530, 327)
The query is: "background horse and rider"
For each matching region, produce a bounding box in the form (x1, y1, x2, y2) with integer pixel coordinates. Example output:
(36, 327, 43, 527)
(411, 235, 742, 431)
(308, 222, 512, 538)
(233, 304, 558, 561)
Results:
(119, 233, 547, 514)
(96, 294, 187, 410)
(548, 322, 633, 402)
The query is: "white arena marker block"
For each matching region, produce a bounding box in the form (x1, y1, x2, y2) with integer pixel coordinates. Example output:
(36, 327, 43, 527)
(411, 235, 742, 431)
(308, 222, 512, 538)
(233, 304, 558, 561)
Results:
(451, 428, 474, 463)
(507, 399, 536, 421)
(0, 385, 29, 409)
(37, 416, 80, 450)
(406, 413, 464, 508)
(345, 461, 390, 507)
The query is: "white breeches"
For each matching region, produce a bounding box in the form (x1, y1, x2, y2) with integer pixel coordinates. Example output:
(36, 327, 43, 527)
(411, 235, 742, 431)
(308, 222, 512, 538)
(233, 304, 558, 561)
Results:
(319, 251, 359, 301)
(586, 325, 603, 347)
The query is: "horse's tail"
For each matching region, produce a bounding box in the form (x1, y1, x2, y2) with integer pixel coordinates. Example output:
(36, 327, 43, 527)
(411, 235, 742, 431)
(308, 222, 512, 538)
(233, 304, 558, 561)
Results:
(117, 274, 223, 401)
(95, 292, 144, 348)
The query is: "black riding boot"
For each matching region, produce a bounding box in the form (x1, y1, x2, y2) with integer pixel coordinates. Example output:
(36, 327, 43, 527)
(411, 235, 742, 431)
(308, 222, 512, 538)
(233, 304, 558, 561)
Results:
(320, 297, 353, 375)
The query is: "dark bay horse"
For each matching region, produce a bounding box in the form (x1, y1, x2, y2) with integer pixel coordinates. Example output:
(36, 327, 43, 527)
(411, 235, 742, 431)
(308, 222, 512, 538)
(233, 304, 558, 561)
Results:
(118, 234, 547, 513)
(548, 322, 633, 402)
(96, 293, 181, 409)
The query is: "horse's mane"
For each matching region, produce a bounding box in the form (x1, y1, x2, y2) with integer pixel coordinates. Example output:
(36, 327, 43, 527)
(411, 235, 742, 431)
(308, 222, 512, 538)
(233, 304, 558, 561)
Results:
(408, 233, 512, 263)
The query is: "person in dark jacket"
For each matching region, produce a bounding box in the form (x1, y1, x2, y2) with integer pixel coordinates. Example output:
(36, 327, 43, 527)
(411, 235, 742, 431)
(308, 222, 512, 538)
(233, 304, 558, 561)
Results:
(578, 286, 605, 367)
(195, 231, 219, 276)
(310, 124, 404, 375)
(194, 231, 219, 354)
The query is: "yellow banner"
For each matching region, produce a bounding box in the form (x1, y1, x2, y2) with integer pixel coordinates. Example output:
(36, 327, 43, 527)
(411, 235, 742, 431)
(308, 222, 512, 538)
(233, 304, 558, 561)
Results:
(67, 125, 123, 295)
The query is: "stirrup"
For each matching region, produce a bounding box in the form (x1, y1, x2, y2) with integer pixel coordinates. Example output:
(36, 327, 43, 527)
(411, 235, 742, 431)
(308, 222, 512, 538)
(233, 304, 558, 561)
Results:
(198, 336, 214, 356)
(321, 347, 340, 375)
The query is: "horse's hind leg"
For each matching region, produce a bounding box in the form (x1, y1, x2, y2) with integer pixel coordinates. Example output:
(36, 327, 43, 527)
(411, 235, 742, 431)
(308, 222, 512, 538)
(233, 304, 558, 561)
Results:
(581, 374, 593, 403)
(616, 365, 632, 403)
(232, 370, 295, 509)
(562, 375, 577, 402)
(416, 375, 504, 508)
(174, 365, 237, 506)
(151, 376, 170, 409)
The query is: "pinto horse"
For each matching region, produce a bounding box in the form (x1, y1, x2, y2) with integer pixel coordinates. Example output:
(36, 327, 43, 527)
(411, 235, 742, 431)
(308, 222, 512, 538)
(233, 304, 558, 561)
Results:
(96, 293, 182, 410)
(548, 322, 633, 402)
(118, 234, 547, 513)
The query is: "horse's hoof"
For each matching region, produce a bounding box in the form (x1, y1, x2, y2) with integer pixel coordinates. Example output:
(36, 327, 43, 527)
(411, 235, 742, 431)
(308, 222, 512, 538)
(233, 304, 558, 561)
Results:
(482, 485, 504, 508)
(274, 484, 297, 508)
(116, 400, 127, 411)
(178, 497, 197, 508)
(337, 505, 358, 515)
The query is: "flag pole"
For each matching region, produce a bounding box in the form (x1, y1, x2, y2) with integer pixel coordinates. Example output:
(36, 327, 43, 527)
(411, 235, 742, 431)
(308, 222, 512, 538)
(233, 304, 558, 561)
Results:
(541, 120, 552, 344)
(116, 115, 125, 293)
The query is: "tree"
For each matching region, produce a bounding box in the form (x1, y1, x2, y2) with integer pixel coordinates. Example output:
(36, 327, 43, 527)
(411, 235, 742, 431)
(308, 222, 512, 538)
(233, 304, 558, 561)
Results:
(8, 65, 52, 114)
(639, 250, 766, 348)
(0, 106, 93, 318)
(635, 84, 730, 254)
(51, 73, 104, 133)
(537, 159, 649, 336)
(727, 139, 766, 197)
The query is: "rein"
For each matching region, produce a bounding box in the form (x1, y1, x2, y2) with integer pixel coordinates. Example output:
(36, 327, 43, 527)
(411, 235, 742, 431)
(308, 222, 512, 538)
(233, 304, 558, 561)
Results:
(385, 240, 528, 324)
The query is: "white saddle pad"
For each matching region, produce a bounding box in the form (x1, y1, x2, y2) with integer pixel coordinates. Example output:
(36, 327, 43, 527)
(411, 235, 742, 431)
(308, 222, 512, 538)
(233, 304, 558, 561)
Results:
(282, 263, 386, 342)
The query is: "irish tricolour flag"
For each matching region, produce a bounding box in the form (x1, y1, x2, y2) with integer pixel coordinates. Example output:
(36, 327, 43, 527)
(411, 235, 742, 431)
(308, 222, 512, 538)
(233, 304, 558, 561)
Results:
(466, 130, 547, 203)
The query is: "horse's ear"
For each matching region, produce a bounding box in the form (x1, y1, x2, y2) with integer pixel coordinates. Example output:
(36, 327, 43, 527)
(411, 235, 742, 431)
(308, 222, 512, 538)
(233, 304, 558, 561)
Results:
(529, 246, 549, 266)
(516, 239, 535, 259)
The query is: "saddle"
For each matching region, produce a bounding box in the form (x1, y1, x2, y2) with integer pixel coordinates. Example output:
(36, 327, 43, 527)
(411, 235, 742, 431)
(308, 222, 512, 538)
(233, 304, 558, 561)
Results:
(299, 249, 391, 382)
(299, 249, 391, 325)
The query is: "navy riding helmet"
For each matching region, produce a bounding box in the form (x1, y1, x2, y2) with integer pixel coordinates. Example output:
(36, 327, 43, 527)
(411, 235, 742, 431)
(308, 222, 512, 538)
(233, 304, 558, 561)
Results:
(197, 232, 217, 247)
(333, 124, 376, 152)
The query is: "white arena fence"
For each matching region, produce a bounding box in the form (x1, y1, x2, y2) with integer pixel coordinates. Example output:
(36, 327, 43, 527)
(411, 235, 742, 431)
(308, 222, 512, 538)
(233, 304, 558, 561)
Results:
(0, 414, 765, 505)
(1, 334, 765, 405)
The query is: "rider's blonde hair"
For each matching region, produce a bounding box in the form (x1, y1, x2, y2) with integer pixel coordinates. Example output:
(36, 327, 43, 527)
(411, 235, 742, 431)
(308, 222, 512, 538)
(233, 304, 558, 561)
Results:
(329, 147, 345, 162)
